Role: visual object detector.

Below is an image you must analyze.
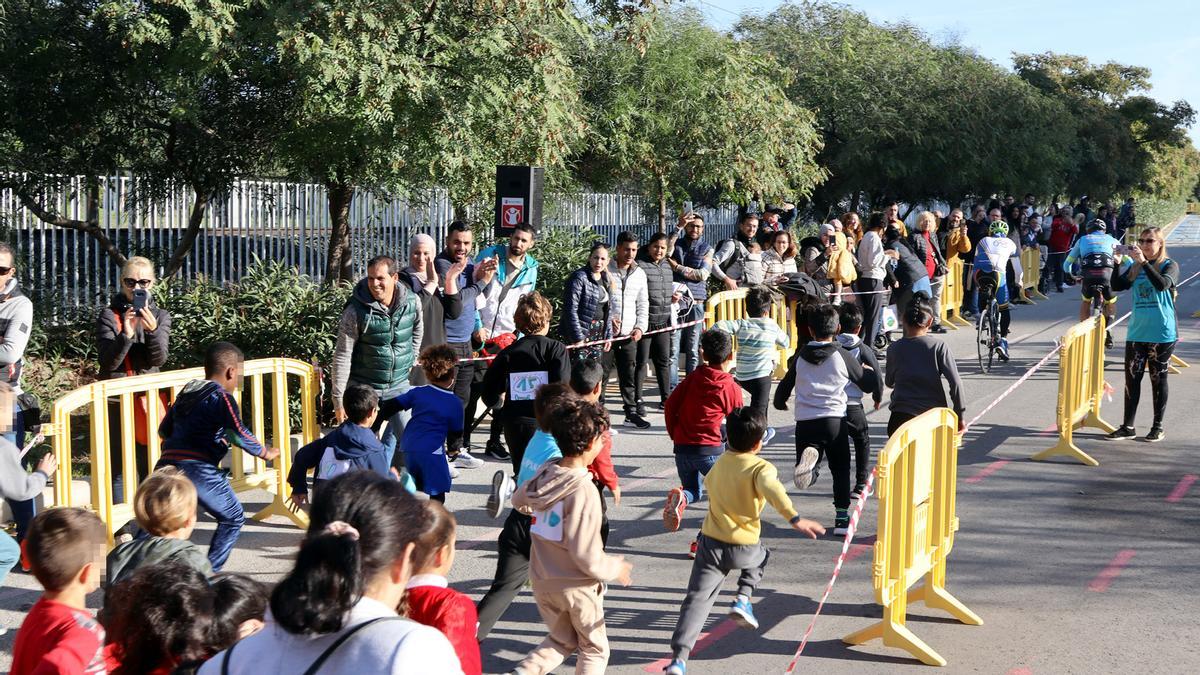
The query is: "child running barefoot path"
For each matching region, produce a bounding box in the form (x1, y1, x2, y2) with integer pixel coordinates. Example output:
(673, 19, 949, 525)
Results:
(510, 398, 633, 675)
(663, 408, 825, 675)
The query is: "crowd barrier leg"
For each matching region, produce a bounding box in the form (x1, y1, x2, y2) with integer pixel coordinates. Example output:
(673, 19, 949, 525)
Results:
(250, 366, 311, 528)
(1168, 353, 1189, 375)
(1032, 316, 1114, 466)
(909, 559, 983, 628)
(844, 591, 946, 667)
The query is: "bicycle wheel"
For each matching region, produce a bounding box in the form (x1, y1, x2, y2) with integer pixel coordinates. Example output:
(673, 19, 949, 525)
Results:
(976, 302, 992, 373)
(988, 300, 1000, 368)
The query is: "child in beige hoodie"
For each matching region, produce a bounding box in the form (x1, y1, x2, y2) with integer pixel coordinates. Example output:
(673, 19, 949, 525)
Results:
(510, 398, 633, 675)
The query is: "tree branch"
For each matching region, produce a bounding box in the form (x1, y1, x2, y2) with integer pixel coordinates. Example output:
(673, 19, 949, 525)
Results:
(163, 188, 209, 278)
(13, 183, 127, 268)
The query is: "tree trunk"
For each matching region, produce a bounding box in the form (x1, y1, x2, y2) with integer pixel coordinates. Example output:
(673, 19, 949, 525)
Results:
(163, 189, 209, 278)
(900, 203, 916, 221)
(11, 177, 126, 269)
(850, 192, 862, 214)
(325, 181, 355, 285)
(657, 176, 667, 234)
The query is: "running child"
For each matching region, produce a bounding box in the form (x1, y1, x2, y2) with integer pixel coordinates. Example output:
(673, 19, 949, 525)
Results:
(835, 303, 882, 499)
(287, 383, 391, 508)
(885, 298, 966, 435)
(713, 285, 790, 418)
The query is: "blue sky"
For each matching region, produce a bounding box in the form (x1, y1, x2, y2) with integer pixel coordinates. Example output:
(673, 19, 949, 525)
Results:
(693, 0, 1200, 143)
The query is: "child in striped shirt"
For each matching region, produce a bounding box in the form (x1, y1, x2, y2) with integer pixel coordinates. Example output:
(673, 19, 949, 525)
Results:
(713, 285, 790, 418)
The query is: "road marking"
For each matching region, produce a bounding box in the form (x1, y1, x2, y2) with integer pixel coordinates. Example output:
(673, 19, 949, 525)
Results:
(623, 467, 680, 492)
(643, 618, 739, 672)
(1008, 669, 1034, 675)
(965, 459, 1011, 484)
(843, 543, 871, 563)
(1166, 474, 1197, 503)
(1088, 549, 1136, 592)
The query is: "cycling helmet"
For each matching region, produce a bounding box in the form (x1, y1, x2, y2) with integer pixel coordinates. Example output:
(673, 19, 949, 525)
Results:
(988, 221, 1009, 237)
(1087, 218, 1107, 233)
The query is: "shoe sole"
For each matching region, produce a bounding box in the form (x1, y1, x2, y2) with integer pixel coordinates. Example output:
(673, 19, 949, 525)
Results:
(486, 471, 511, 519)
(624, 419, 651, 429)
(663, 489, 686, 532)
(794, 447, 820, 490)
(728, 606, 759, 630)
(1142, 435, 1165, 443)
(833, 527, 850, 536)
(1106, 432, 1137, 441)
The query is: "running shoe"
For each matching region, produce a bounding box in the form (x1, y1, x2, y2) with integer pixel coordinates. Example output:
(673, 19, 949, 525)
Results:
(762, 427, 777, 446)
(729, 597, 759, 630)
(850, 483, 871, 501)
(663, 487, 687, 532)
(664, 659, 687, 675)
(1106, 425, 1136, 441)
(484, 439, 510, 460)
(996, 338, 1010, 362)
(487, 470, 514, 519)
(1105, 330, 1114, 350)
(453, 451, 485, 469)
(793, 446, 821, 490)
(1143, 427, 1165, 443)
(833, 511, 850, 536)
(688, 539, 698, 559)
(624, 412, 652, 429)
(446, 457, 461, 479)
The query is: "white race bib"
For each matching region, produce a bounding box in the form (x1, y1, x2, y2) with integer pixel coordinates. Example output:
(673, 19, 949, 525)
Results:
(509, 371, 549, 401)
(530, 502, 565, 542)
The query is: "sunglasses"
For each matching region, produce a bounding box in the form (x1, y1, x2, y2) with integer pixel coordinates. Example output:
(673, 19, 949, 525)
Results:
(0, 266, 12, 275)
(123, 278, 153, 288)
(1137, 239, 1157, 244)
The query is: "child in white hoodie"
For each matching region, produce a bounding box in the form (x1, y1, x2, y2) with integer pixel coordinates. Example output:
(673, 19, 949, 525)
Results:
(835, 303, 883, 505)
(510, 398, 633, 675)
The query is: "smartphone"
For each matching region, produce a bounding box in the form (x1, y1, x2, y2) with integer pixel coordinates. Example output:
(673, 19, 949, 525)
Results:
(1114, 244, 1133, 256)
(132, 288, 149, 312)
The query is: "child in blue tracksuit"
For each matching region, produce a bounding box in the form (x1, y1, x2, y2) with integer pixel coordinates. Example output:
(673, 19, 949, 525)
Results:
(156, 342, 280, 571)
(286, 383, 390, 508)
(378, 345, 464, 503)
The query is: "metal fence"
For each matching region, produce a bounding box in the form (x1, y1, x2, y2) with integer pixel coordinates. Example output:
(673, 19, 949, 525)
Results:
(0, 176, 740, 316)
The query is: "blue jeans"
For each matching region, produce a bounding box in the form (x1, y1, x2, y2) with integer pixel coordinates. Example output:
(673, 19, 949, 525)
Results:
(3, 405, 34, 542)
(675, 452, 719, 505)
(0, 532, 19, 585)
(379, 382, 411, 470)
(669, 328, 682, 391)
(679, 304, 705, 377)
(157, 459, 243, 571)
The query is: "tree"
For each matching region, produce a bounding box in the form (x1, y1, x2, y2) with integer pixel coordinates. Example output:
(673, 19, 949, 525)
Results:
(573, 9, 825, 231)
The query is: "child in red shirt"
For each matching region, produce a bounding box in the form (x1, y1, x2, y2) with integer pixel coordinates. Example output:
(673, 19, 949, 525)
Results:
(11, 508, 108, 675)
(405, 501, 481, 675)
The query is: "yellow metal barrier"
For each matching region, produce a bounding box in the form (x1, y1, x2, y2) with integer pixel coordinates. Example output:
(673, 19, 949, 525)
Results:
(941, 257, 971, 328)
(1168, 353, 1190, 375)
(1124, 223, 1148, 246)
(43, 358, 315, 544)
(1031, 316, 1116, 466)
(1020, 247, 1047, 301)
(843, 408, 981, 666)
(705, 288, 798, 379)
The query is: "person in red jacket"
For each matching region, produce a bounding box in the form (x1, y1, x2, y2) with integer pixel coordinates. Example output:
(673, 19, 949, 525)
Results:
(662, 328, 744, 558)
(405, 500, 481, 675)
(1048, 205, 1079, 293)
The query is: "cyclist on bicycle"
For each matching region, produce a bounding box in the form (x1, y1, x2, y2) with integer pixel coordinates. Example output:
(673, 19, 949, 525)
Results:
(1063, 218, 1123, 348)
(973, 220, 1017, 361)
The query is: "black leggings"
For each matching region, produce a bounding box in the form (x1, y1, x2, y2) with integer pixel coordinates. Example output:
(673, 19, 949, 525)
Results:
(795, 417, 851, 511)
(845, 404, 871, 487)
(737, 376, 772, 418)
(1123, 341, 1175, 429)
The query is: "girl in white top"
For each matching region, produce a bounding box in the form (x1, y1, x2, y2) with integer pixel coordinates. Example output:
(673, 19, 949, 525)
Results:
(200, 472, 463, 675)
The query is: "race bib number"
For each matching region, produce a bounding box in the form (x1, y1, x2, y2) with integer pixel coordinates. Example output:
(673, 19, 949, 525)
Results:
(530, 502, 565, 542)
(509, 371, 549, 401)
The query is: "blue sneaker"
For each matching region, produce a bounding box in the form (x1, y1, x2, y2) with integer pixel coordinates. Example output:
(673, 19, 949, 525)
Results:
(664, 659, 686, 675)
(997, 338, 1010, 362)
(729, 597, 759, 629)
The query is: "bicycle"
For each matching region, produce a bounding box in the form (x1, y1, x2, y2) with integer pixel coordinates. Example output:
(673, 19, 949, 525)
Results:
(975, 273, 1007, 372)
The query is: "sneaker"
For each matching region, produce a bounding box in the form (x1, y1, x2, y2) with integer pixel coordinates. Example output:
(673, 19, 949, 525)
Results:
(664, 658, 687, 675)
(624, 412, 652, 429)
(636, 403, 648, 418)
(960, 310, 975, 320)
(850, 483, 870, 501)
(729, 597, 759, 629)
(1143, 427, 1165, 443)
(688, 540, 698, 559)
(663, 487, 687, 532)
(484, 439, 509, 460)
(930, 323, 947, 334)
(656, 401, 667, 411)
(762, 427, 777, 446)
(1105, 330, 1114, 350)
(446, 459, 461, 479)
(1106, 425, 1137, 441)
(793, 446, 821, 490)
(833, 511, 850, 536)
(486, 471, 514, 518)
(453, 451, 485, 469)
(996, 338, 1010, 361)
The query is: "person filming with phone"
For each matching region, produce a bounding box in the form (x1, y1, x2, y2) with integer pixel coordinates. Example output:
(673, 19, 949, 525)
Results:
(96, 256, 172, 505)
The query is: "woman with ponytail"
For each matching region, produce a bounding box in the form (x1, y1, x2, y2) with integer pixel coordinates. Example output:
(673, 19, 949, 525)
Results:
(883, 298, 966, 436)
(199, 471, 463, 674)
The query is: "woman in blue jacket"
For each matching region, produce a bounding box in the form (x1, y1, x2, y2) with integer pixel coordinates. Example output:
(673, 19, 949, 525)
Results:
(561, 242, 615, 363)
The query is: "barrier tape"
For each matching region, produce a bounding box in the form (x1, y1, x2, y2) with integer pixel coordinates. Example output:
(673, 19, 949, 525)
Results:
(19, 433, 46, 460)
(783, 466, 877, 674)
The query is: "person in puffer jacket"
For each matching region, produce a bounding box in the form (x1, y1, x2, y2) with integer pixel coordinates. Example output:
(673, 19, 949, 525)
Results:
(286, 384, 391, 506)
(561, 242, 615, 363)
(156, 342, 280, 571)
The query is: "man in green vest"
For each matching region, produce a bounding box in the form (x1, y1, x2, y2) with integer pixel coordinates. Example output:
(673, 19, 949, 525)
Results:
(331, 255, 423, 468)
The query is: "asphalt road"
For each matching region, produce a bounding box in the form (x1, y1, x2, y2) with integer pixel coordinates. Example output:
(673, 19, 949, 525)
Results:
(3, 239, 1199, 674)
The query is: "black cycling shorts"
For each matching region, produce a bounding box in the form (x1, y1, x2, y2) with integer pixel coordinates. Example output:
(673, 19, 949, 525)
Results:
(1080, 268, 1115, 303)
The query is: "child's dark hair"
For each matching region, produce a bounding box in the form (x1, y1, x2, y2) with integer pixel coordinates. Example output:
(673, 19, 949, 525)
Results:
(725, 407, 767, 453)
(204, 341, 244, 378)
(412, 500, 456, 571)
(26, 507, 106, 591)
(838, 302, 864, 334)
(209, 573, 269, 651)
(700, 328, 734, 366)
(745, 285, 774, 318)
(548, 398, 609, 458)
(103, 562, 216, 675)
(904, 297, 935, 329)
(806, 303, 840, 339)
(533, 382, 576, 431)
(270, 471, 432, 635)
(569, 357, 604, 396)
(419, 344, 458, 383)
(342, 384, 379, 425)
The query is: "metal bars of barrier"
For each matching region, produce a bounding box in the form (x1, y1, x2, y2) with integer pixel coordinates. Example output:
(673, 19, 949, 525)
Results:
(843, 407, 981, 666)
(1031, 315, 1116, 466)
(1020, 247, 1047, 301)
(941, 257, 971, 328)
(44, 358, 317, 545)
(703, 288, 798, 379)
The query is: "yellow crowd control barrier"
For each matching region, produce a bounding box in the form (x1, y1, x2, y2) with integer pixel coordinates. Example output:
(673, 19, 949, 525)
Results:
(1032, 316, 1116, 466)
(1124, 223, 1149, 246)
(941, 257, 971, 328)
(42, 358, 316, 545)
(843, 408, 981, 666)
(705, 288, 798, 378)
(1020, 247, 1047, 301)
(1167, 353, 1190, 375)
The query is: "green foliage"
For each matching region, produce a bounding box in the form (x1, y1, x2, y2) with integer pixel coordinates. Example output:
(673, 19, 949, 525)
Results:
(1132, 197, 1187, 230)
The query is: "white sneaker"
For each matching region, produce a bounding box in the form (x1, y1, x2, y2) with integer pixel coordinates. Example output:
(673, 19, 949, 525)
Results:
(762, 427, 777, 446)
(453, 451, 485, 469)
(487, 471, 515, 518)
(793, 446, 821, 490)
(445, 455, 461, 479)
